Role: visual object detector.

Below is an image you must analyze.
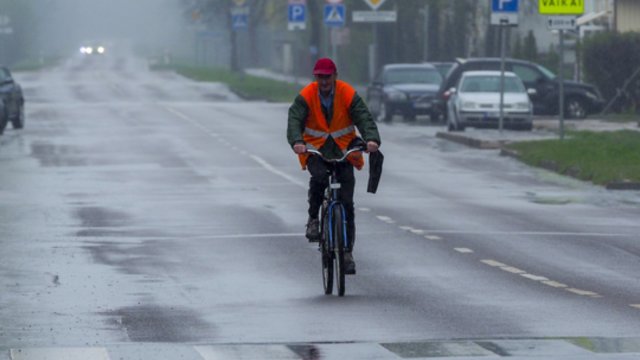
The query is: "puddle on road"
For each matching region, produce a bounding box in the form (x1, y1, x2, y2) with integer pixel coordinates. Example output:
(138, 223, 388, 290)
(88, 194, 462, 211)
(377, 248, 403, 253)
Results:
(102, 305, 212, 343)
(75, 206, 132, 228)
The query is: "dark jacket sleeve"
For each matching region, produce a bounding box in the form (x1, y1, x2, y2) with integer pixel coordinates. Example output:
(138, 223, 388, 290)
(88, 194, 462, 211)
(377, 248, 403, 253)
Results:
(287, 94, 309, 148)
(349, 93, 381, 145)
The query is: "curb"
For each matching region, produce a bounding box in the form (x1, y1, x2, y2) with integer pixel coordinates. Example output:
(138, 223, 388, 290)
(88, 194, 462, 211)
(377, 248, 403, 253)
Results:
(436, 132, 507, 149)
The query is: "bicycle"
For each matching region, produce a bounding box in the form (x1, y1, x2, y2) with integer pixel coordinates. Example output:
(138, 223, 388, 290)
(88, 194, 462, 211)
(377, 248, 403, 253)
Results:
(306, 146, 363, 297)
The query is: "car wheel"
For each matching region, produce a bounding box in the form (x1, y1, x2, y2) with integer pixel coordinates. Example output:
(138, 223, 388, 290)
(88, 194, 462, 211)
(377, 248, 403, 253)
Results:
(565, 97, 587, 119)
(379, 102, 392, 123)
(447, 105, 462, 131)
(0, 108, 8, 135)
(11, 102, 25, 129)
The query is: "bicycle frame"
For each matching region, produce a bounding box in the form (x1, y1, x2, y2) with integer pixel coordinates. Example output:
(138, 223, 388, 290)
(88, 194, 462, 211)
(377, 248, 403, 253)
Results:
(307, 147, 363, 296)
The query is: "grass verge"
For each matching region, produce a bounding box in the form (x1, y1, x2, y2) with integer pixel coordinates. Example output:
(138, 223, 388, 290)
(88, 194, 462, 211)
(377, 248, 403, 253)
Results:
(11, 57, 61, 72)
(151, 64, 301, 103)
(504, 130, 640, 185)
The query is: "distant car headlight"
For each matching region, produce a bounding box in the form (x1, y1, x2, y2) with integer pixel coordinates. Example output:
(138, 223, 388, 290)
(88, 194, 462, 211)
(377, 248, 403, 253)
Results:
(387, 90, 407, 101)
(97, 46, 105, 54)
(85, 47, 94, 54)
(516, 102, 530, 110)
(461, 101, 477, 110)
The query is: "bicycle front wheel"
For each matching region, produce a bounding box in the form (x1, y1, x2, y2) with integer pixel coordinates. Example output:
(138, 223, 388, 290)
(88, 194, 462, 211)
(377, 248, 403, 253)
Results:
(333, 205, 346, 296)
(321, 209, 333, 295)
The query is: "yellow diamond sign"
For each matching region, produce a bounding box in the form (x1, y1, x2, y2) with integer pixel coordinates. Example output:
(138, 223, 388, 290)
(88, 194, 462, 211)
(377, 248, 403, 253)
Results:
(364, 0, 386, 11)
(539, 0, 584, 15)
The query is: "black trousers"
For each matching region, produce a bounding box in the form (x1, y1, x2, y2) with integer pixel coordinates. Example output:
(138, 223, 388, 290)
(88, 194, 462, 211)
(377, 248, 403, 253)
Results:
(306, 155, 356, 251)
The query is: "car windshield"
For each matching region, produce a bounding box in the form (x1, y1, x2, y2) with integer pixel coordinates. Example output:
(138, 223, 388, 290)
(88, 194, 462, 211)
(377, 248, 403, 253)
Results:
(460, 75, 526, 93)
(384, 68, 442, 85)
(536, 64, 556, 80)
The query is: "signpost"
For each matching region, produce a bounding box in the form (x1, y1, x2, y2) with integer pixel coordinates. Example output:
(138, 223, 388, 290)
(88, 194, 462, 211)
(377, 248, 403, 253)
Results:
(356, 0, 396, 82)
(539, 0, 584, 140)
(491, 0, 519, 134)
(231, 5, 249, 30)
(288, 0, 306, 31)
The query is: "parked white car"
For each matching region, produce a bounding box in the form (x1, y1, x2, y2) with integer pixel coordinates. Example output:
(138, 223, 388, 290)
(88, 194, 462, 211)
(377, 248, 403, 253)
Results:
(447, 71, 533, 131)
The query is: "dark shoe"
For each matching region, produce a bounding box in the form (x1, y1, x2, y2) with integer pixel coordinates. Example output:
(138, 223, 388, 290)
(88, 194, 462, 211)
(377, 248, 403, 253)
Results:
(344, 252, 356, 275)
(306, 217, 320, 242)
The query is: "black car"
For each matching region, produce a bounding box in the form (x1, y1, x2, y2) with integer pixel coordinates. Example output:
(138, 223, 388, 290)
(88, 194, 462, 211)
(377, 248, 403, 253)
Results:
(0, 66, 25, 134)
(434, 58, 605, 120)
(366, 63, 442, 123)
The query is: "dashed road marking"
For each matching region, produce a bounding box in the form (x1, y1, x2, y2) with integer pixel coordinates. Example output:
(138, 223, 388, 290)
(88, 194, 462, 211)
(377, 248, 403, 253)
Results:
(399, 225, 413, 231)
(410, 229, 426, 235)
(424, 235, 442, 241)
(454, 247, 474, 253)
(630, 304, 640, 309)
(521, 273, 549, 281)
(501, 266, 526, 274)
(358, 207, 371, 212)
(566, 288, 601, 298)
(542, 280, 568, 288)
(481, 259, 602, 299)
(481, 259, 507, 267)
(376, 215, 395, 224)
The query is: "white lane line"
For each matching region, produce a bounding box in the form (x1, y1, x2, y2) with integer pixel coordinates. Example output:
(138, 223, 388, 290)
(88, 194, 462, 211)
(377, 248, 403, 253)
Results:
(501, 266, 526, 274)
(454, 247, 474, 253)
(163, 106, 220, 137)
(630, 304, 640, 310)
(11, 348, 110, 360)
(521, 273, 549, 281)
(410, 229, 426, 235)
(566, 288, 601, 298)
(358, 207, 371, 212)
(409, 230, 632, 237)
(166, 105, 307, 188)
(481, 259, 507, 267)
(249, 155, 306, 188)
(376, 215, 395, 224)
(424, 235, 442, 241)
(542, 280, 568, 288)
(399, 225, 413, 231)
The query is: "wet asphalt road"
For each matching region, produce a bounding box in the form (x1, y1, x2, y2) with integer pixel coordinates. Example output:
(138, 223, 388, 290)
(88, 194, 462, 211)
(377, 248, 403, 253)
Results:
(1, 52, 640, 358)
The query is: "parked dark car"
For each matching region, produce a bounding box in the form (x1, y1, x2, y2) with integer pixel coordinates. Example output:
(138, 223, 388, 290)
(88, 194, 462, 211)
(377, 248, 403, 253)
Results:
(0, 66, 25, 134)
(434, 58, 605, 120)
(366, 63, 442, 123)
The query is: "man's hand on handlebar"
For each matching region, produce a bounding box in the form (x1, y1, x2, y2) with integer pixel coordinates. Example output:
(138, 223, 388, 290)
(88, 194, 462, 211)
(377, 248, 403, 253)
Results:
(293, 143, 306, 154)
(366, 141, 379, 153)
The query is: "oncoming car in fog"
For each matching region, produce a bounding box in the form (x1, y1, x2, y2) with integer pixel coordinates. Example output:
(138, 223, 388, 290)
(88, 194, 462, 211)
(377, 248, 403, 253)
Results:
(447, 71, 533, 131)
(80, 43, 107, 56)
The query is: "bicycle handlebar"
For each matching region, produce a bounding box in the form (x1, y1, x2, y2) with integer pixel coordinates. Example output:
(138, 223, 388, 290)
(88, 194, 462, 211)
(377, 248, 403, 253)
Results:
(306, 147, 364, 163)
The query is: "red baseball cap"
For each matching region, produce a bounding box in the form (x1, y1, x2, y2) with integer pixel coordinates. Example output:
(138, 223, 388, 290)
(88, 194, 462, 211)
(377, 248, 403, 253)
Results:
(313, 58, 337, 75)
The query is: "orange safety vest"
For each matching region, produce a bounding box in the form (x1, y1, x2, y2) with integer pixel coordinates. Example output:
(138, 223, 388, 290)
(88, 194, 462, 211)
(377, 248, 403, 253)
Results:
(297, 80, 364, 170)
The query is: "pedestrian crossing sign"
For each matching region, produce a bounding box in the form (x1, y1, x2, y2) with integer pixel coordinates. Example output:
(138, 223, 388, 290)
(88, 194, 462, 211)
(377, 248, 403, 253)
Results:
(324, 4, 345, 27)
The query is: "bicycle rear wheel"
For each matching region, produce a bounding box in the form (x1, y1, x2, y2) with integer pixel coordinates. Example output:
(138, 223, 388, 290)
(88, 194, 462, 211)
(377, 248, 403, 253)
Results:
(321, 209, 333, 295)
(333, 205, 346, 296)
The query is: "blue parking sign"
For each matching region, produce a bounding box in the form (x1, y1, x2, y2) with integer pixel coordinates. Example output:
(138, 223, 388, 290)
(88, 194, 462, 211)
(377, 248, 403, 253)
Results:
(492, 0, 518, 12)
(288, 4, 305, 22)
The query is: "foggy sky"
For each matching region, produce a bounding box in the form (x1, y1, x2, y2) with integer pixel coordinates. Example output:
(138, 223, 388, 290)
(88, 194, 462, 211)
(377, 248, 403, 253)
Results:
(35, 0, 186, 56)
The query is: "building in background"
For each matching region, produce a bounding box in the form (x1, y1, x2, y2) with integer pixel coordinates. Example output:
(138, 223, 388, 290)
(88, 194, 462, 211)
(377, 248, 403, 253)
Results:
(614, 0, 640, 32)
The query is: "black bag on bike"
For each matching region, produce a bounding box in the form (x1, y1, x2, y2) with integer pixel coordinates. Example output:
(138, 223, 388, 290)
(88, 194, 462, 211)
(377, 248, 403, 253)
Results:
(367, 150, 383, 194)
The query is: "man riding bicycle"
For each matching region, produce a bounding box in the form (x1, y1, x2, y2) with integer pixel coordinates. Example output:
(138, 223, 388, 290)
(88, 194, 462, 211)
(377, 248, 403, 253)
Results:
(287, 57, 381, 274)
